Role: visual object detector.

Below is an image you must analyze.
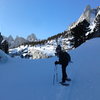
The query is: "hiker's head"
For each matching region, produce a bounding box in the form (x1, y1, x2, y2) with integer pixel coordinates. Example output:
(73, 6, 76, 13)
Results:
(55, 45, 62, 56)
(57, 45, 61, 47)
(56, 49, 62, 57)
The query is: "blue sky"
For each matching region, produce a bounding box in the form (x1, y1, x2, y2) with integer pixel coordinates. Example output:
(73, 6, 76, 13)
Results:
(0, 0, 99, 39)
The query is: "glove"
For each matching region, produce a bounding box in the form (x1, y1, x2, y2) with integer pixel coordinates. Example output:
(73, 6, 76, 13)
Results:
(55, 61, 59, 65)
(69, 61, 73, 63)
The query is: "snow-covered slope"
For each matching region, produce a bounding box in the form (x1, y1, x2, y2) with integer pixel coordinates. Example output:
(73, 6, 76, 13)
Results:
(9, 44, 56, 59)
(0, 38, 100, 100)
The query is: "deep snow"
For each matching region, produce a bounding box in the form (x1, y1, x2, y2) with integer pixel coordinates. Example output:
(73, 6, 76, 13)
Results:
(0, 38, 100, 100)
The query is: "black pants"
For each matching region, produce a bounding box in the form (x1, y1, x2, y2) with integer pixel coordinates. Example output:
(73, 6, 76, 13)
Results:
(62, 64, 68, 82)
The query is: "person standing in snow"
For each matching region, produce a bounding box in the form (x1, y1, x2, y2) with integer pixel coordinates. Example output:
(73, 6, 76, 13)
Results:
(55, 45, 71, 83)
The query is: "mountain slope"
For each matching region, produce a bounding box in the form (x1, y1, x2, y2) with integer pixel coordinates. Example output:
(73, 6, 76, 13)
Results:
(0, 38, 100, 100)
(68, 38, 100, 100)
(9, 6, 100, 59)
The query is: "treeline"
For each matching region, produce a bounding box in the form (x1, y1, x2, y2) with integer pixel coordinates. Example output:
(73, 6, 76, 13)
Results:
(0, 33, 9, 54)
(69, 19, 90, 48)
(23, 31, 68, 46)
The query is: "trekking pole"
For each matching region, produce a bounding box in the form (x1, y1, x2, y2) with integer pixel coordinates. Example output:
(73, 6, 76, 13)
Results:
(53, 70, 55, 85)
(55, 65, 58, 82)
(53, 67, 56, 85)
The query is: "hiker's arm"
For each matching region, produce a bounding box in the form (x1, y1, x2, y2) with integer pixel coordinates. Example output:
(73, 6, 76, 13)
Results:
(55, 61, 60, 65)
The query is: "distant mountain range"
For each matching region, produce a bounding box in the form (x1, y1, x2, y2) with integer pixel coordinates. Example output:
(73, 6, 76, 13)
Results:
(3, 33, 38, 48)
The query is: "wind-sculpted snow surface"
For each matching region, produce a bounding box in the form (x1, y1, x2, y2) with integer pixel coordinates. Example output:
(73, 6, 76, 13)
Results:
(0, 38, 100, 100)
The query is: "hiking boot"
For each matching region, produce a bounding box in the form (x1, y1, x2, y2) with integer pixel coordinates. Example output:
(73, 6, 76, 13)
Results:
(66, 78, 71, 81)
(60, 81, 65, 84)
(61, 80, 66, 83)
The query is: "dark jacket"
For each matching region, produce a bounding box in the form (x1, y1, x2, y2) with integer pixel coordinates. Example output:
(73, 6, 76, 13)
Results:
(57, 51, 71, 66)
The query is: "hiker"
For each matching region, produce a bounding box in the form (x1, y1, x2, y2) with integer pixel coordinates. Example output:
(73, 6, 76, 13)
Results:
(55, 45, 71, 83)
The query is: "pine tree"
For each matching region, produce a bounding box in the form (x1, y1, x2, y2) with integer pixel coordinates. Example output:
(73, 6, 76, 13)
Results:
(94, 14, 100, 33)
(70, 19, 90, 48)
